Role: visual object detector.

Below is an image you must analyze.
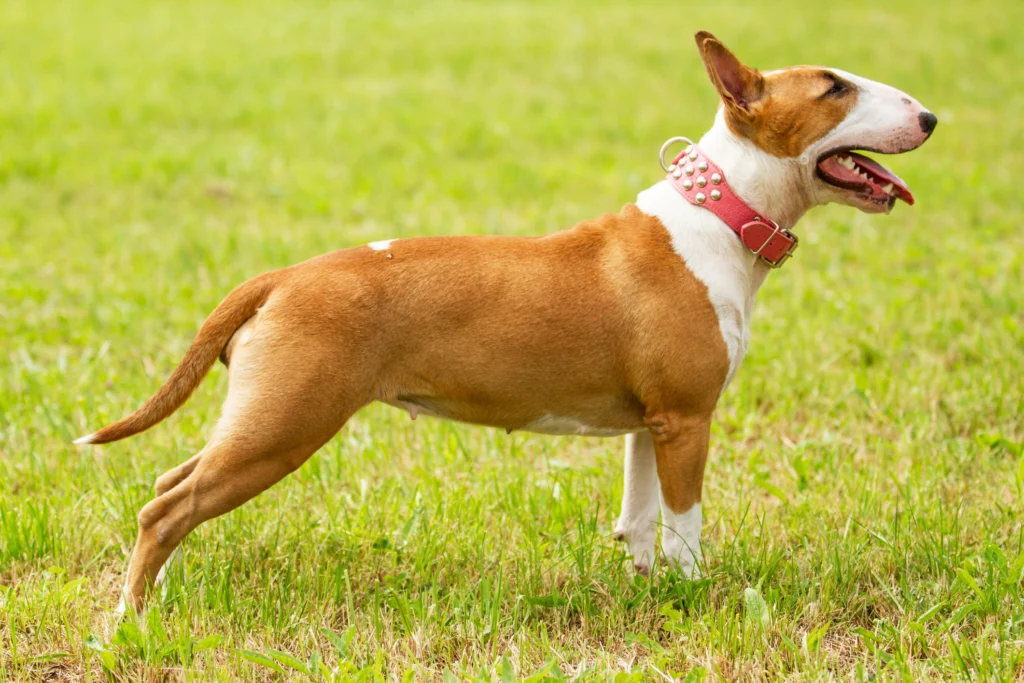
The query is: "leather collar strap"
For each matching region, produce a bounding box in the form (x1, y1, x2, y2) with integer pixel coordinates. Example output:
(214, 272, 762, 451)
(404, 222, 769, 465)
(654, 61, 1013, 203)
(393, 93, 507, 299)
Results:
(661, 138, 799, 268)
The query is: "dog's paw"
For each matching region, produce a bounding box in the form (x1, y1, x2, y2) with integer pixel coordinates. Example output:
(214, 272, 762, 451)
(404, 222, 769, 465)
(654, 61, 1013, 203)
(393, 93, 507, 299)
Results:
(616, 522, 656, 577)
(662, 549, 702, 580)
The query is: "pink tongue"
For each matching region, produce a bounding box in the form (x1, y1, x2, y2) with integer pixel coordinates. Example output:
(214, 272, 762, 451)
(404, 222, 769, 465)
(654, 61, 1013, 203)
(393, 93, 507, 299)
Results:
(849, 153, 914, 205)
(824, 152, 914, 205)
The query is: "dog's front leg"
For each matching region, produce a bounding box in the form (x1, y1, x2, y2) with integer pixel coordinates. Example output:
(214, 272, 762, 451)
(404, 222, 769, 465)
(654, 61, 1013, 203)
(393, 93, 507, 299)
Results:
(649, 412, 712, 578)
(613, 432, 660, 575)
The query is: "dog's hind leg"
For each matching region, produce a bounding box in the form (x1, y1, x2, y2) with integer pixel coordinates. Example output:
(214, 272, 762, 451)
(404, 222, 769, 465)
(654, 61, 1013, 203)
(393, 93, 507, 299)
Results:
(124, 451, 204, 609)
(117, 334, 372, 613)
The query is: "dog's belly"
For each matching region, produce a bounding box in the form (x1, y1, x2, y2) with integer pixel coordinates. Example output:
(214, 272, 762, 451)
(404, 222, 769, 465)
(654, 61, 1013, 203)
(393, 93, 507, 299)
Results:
(516, 413, 638, 437)
(383, 395, 644, 437)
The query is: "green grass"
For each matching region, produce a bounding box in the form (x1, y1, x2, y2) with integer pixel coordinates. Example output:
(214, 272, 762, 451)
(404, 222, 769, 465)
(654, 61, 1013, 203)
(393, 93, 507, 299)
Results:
(2, 0, 1023, 679)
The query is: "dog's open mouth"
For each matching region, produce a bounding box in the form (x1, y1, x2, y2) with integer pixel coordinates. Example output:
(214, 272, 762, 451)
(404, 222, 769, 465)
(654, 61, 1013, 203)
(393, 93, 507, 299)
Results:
(816, 149, 914, 211)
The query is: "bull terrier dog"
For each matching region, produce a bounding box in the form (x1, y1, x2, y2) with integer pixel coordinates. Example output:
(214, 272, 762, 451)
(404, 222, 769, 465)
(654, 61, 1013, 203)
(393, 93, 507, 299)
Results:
(75, 31, 936, 613)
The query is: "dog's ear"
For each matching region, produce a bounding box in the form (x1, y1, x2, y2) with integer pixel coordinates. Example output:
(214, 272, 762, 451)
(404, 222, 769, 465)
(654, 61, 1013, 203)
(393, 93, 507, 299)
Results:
(694, 31, 765, 121)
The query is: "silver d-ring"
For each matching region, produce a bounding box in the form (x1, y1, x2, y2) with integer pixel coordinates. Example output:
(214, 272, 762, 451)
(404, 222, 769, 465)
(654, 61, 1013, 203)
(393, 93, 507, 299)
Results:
(659, 136, 696, 172)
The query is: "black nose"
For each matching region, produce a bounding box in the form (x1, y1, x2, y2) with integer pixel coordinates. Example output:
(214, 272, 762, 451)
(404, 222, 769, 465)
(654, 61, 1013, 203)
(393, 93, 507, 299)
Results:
(919, 111, 938, 135)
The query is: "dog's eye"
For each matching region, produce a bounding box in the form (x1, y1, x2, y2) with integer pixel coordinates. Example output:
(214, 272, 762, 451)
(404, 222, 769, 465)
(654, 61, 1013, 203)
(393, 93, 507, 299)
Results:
(821, 75, 847, 98)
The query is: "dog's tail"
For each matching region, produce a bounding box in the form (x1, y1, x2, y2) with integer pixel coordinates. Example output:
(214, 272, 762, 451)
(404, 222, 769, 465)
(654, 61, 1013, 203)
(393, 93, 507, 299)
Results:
(73, 272, 278, 446)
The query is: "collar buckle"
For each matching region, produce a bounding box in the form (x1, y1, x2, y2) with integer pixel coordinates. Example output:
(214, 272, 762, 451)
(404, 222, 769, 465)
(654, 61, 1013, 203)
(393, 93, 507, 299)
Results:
(748, 219, 799, 268)
(762, 230, 798, 268)
(738, 217, 800, 268)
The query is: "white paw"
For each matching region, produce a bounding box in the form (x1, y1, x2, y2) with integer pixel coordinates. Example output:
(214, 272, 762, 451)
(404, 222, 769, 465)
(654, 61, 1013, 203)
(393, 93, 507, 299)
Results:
(614, 519, 656, 577)
(660, 502, 702, 579)
(661, 535, 702, 579)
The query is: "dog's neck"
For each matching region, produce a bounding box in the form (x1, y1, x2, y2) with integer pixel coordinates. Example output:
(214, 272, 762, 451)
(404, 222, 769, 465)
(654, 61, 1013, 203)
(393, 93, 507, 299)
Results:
(636, 107, 828, 329)
(634, 107, 829, 362)
(697, 108, 817, 230)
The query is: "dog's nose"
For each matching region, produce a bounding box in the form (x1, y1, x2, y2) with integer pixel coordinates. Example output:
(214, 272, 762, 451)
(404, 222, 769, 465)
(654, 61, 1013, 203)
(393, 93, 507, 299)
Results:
(918, 111, 938, 135)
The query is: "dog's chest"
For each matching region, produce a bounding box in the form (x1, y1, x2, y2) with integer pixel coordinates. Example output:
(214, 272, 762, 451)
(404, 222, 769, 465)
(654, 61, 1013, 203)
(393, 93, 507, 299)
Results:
(635, 182, 767, 392)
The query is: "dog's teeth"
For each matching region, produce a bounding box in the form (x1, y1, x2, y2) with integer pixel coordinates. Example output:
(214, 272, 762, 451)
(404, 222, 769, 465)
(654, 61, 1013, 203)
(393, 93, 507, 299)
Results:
(838, 157, 856, 170)
(881, 183, 894, 195)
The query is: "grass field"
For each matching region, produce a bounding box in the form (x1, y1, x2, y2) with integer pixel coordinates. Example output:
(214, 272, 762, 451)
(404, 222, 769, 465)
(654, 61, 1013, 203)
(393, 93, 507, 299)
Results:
(2, 0, 1023, 679)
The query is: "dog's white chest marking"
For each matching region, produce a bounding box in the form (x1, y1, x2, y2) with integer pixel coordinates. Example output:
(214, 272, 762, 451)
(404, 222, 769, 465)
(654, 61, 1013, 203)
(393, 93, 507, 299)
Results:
(636, 180, 768, 392)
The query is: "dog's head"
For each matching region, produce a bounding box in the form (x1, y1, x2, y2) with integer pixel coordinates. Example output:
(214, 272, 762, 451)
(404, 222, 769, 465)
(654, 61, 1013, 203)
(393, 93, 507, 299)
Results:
(694, 31, 936, 214)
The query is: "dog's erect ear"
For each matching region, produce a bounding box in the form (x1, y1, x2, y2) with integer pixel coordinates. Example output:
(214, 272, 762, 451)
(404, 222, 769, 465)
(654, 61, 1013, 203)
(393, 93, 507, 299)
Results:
(694, 31, 764, 120)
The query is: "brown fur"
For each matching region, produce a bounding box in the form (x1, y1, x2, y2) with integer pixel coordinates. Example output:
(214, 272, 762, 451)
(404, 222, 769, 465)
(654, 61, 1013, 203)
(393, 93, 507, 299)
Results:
(649, 413, 712, 514)
(695, 31, 858, 157)
(92, 205, 729, 610)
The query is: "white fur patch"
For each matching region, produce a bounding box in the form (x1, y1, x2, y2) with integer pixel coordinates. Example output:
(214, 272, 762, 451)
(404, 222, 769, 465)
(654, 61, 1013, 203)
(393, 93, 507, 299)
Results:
(660, 501, 702, 578)
(614, 432, 660, 572)
(368, 239, 395, 251)
(520, 413, 635, 437)
(73, 433, 97, 445)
